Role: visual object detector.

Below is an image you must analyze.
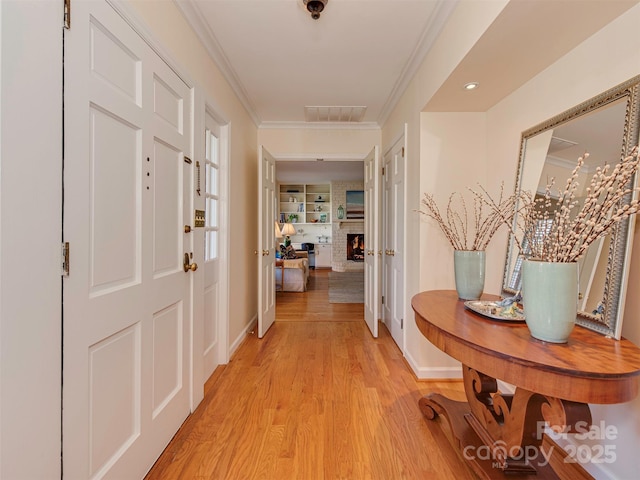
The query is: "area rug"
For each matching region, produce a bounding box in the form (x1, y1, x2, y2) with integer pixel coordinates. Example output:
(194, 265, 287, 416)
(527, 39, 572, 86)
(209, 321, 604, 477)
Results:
(328, 271, 364, 303)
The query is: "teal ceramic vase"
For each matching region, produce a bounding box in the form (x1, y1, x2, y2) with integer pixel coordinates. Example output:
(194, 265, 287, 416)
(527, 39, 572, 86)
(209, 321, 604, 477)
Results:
(522, 260, 578, 343)
(453, 250, 485, 300)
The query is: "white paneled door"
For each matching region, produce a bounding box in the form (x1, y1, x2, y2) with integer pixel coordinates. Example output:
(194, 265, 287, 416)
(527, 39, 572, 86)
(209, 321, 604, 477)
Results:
(63, 2, 193, 478)
(364, 146, 380, 337)
(258, 146, 277, 338)
(383, 129, 406, 350)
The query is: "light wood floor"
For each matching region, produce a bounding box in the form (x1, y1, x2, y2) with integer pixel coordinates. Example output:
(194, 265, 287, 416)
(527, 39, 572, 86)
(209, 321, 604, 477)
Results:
(145, 269, 476, 479)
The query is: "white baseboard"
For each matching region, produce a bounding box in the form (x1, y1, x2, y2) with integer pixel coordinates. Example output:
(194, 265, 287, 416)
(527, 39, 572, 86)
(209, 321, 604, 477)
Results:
(404, 350, 463, 379)
(229, 314, 257, 358)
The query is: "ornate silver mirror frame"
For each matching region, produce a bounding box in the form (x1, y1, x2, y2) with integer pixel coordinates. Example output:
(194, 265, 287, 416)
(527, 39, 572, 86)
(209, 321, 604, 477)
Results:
(503, 75, 640, 338)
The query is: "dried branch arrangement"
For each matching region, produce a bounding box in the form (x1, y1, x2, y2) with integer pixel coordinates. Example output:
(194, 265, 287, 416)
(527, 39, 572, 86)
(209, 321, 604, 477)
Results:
(418, 183, 517, 251)
(478, 147, 640, 263)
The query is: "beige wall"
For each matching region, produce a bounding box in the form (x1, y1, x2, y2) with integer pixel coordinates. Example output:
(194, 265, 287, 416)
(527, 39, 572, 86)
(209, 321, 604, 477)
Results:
(258, 126, 380, 157)
(391, 1, 640, 477)
(128, 1, 259, 346)
(486, 6, 640, 478)
(381, 0, 508, 376)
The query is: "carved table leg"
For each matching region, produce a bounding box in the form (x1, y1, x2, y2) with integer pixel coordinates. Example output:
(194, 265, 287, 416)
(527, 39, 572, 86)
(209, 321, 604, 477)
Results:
(419, 365, 592, 479)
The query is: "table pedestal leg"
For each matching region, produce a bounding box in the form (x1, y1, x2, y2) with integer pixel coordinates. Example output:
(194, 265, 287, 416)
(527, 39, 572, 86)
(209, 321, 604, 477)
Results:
(419, 365, 592, 479)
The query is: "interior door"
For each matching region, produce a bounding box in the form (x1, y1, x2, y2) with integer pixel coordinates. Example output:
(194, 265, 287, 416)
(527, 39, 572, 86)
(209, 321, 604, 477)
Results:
(258, 145, 277, 337)
(364, 146, 380, 337)
(63, 2, 192, 478)
(383, 130, 406, 349)
(203, 111, 222, 376)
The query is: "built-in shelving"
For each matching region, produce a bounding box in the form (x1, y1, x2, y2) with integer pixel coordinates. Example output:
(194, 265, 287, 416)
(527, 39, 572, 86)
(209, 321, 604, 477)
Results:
(278, 183, 331, 225)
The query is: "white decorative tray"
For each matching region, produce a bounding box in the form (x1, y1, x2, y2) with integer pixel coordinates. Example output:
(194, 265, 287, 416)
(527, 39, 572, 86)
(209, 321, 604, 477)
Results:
(464, 300, 525, 322)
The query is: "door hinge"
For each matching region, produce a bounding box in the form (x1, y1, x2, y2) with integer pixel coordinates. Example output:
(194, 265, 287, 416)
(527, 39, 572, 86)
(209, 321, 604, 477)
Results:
(381, 295, 384, 305)
(401, 147, 405, 157)
(62, 242, 70, 276)
(64, 0, 71, 29)
(401, 318, 404, 329)
(381, 167, 385, 176)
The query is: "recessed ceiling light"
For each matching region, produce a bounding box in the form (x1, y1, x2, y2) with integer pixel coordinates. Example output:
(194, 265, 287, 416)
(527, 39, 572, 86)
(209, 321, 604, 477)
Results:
(464, 82, 479, 91)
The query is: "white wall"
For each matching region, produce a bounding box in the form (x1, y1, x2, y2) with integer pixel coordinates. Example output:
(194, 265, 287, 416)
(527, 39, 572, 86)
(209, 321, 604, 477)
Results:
(0, 1, 62, 478)
(258, 126, 380, 158)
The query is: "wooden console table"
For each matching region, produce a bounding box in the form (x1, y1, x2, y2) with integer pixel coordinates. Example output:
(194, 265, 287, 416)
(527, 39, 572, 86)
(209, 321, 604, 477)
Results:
(412, 290, 640, 479)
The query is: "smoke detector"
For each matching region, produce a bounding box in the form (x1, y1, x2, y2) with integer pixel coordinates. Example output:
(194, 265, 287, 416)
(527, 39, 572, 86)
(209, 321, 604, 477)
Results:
(303, 0, 328, 20)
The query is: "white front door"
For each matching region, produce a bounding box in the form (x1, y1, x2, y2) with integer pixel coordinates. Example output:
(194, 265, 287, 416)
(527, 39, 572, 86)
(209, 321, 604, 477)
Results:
(258, 146, 277, 337)
(63, 2, 192, 478)
(383, 129, 406, 349)
(364, 146, 380, 337)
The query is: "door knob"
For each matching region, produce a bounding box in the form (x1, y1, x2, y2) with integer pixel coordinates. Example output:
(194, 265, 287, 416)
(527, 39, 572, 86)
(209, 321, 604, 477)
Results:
(183, 253, 198, 272)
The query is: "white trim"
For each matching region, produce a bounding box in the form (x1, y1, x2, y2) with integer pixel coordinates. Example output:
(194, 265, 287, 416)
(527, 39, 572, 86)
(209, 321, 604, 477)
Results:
(404, 351, 462, 379)
(174, 0, 261, 126)
(217, 120, 231, 365)
(229, 314, 258, 358)
(401, 124, 409, 357)
(260, 121, 380, 130)
(107, 0, 195, 88)
(191, 87, 205, 411)
(274, 153, 366, 162)
(377, 0, 458, 127)
(546, 154, 597, 174)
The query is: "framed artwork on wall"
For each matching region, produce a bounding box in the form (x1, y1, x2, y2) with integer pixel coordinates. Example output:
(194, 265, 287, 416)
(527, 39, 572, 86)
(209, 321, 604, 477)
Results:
(346, 190, 364, 219)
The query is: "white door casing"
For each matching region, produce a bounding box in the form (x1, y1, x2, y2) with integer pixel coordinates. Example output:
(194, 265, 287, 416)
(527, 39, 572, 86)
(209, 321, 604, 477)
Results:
(364, 146, 380, 338)
(383, 129, 406, 350)
(63, 2, 192, 478)
(258, 146, 277, 338)
(202, 111, 224, 377)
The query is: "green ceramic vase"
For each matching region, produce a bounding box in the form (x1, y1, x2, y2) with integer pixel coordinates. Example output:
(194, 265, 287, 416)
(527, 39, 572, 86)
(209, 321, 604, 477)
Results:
(453, 250, 485, 300)
(522, 260, 578, 343)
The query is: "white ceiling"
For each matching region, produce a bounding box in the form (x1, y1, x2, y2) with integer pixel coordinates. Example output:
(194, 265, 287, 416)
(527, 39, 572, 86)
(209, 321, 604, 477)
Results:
(177, 0, 455, 126)
(176, 0, 639, 180)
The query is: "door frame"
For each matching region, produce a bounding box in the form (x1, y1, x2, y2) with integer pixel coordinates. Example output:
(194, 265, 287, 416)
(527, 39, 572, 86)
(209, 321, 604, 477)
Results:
(192, 92, 232, 407)
(0, 2, 63, 477)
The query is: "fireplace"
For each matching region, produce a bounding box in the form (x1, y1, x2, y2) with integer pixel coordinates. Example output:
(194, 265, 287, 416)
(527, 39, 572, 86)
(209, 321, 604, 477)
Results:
(347, 234, 365, 262)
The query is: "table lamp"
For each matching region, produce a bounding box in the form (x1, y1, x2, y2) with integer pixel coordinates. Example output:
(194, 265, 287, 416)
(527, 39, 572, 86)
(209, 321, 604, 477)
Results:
(281, 223, 296, 247)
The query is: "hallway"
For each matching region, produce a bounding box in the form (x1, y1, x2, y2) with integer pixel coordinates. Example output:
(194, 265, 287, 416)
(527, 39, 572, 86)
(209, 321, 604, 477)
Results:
(146, 270, 475, 479)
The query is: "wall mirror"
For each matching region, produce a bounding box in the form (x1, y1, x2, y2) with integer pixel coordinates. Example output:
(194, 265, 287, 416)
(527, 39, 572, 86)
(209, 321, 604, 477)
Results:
(503, 75, 640, 338)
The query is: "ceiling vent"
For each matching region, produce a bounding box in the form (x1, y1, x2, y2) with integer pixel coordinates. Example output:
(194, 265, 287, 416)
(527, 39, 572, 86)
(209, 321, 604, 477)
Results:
(304, 106, 367, 123)
(548, 136, 578, 154)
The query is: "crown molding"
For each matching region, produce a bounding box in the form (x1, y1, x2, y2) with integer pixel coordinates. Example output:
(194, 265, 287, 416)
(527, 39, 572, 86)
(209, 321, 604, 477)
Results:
(259, 121, 380, 131)
(377, 0, 458, 127)
(174, 0, 262, 127)
(546, 154, 597, 175)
